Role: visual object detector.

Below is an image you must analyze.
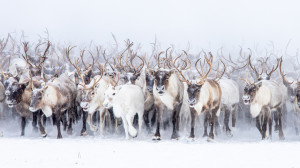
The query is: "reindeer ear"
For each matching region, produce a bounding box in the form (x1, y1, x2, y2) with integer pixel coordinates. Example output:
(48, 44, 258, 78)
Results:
(136, 73, 141, 78)
(15, 76, 20, 82)
(20, 81, 29, 90)
(256, 82, 262, 88)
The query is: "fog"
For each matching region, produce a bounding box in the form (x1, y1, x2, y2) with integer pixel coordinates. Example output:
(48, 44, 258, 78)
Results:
(1, 0, 300, 53)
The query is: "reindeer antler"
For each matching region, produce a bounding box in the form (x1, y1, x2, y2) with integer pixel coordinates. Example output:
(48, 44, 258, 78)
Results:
(214, 60, 226, 81)
(197, 52, 213, 85)
(248, 49, 262, 76)
(279, 58, 293, 84)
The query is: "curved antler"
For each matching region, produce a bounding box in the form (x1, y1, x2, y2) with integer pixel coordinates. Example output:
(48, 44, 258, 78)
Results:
(279, 58, 293, 84)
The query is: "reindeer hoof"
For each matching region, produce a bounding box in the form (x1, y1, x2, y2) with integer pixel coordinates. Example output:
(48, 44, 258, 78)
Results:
(57, 134, 63, 139)
(207, 137, 215, 142)
(171, 133, 179, 140)
(152, 136, 161, 141)
(226, 130, 233, 137)
(41, 133, 47, 138)
(279, 135, 285, 140)
(188, 136, 195, 141)
(81, 131, 87, 136)
(274, 125, 279, 133)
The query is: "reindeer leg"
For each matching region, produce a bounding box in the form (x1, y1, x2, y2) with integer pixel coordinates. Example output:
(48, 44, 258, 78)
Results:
(52, 114, 57, 126)
(87, 113, 98, 132)
(261, 108, 269, 140)
(100, 109, 106, 136)
(256, 115, 263, 137)
(56, 112, 62, 139)
(278, 107, 285, 140)
(143, 109, 151, 133)
(294, 112, 300, 135)
(171, 102, 182, 140)
(21, 116, 26, 136)
(150, 108, 157, 127)
(268, 113, 272, 139)
(203, 111, 210, 137)
(232, 104, 237, 128)
(138, 112, 143, 136)
(153, 105, 162, 140)
(32, 112, 38, 132)
(214, 116, 221, 136)
(80, 110, 88, 136)
(273, 110, 279, 132)
(189, 107, 196, 139)
(42, 114, 47, 127)
(92, 112, 97, 125)
(224, 107, 232, 136)
(37, 111, 47, 137)
(61, 111, 67, 131)
(121, 116, 130, 140)
(209, 106, 219, 140)
(67, 109, 73, 135)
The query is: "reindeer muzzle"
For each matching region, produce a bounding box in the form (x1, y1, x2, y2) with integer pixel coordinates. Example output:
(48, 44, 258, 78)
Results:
(156, 85, 165, 95)
(242, 95, 250, 105)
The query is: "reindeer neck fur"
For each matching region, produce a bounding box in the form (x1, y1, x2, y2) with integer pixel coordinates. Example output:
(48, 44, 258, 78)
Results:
(250, 82, 271, 118)
(14, 79, 33, 117)
(87, 76, 115, 114)
(154, 73, 184, 110)
(194, 80, 221, 115)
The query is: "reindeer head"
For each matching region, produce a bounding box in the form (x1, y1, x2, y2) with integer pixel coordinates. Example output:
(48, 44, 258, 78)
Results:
(79, 75, 103, 113)
(279, 58, 297, 102)
(103, 85, 118, 109)
(248, 52, 279, 81)
(154, 69, 174, 95)
(145, 69, 155, 94)
(176, 52, 218, 107)
(29, 88, 44, 112)
(241, 74, 262, 105)
(4, 76, 20, 96)
(295, 86, 300, 108)
(5, 81, 29, 108)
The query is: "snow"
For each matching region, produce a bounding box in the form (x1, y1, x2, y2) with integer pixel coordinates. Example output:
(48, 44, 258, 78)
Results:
(0, 115, 300, 168)
(0, 137, 299, 168)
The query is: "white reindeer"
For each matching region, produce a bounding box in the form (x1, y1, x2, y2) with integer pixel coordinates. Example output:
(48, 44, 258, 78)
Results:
(103, 84, 144, 139)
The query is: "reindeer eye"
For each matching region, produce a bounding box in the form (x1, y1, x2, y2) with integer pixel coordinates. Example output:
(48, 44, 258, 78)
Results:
(91, 92, 95, 95)
(112, 93, 115, 96)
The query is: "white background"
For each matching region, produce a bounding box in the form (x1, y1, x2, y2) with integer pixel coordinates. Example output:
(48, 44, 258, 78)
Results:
(1, 0, 299, 53)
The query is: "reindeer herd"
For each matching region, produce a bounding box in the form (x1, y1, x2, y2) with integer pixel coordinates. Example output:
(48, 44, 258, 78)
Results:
(0, 34, 299, 141)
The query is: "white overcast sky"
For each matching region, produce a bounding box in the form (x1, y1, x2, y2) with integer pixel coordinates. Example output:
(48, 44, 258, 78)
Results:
(1, 0, 300, 54)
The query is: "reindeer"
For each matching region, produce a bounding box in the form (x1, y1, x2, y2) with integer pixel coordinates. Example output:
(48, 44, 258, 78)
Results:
(279, 58, 300, 134)
(241, 73, 286, 140)
(103, 82, 144, 140)
(66, 46, 117, 136)
(211, 59, 239, 136)
(151, 48, 185, 140)
(248, 54, 287, 133)
(176, 53, 222, 140)
(29, 72, 77, 139)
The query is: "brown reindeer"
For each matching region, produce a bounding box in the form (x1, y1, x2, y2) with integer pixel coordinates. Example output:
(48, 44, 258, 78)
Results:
(176, 52, 222, 140)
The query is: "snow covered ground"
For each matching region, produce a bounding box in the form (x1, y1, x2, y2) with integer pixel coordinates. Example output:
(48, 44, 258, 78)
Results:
(0, 114, 300, 168)
(0, 137, 300, 168)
